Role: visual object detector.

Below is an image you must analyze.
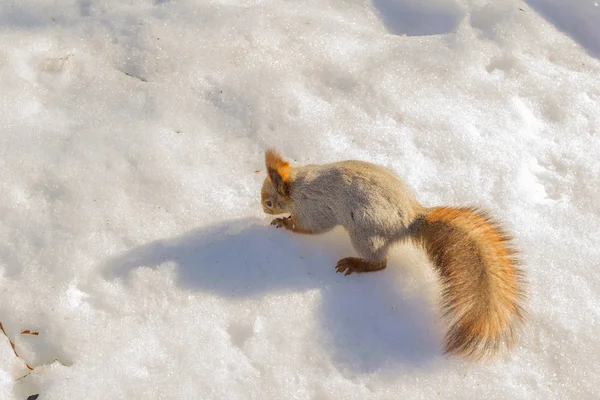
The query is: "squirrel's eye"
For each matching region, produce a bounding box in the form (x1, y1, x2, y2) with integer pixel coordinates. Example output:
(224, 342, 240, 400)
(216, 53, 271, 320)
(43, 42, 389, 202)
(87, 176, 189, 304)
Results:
(265, 200, 273, 207)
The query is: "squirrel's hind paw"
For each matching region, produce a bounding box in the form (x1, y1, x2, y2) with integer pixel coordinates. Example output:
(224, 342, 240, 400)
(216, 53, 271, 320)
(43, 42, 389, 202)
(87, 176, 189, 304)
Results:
(336, 257, 387, 275)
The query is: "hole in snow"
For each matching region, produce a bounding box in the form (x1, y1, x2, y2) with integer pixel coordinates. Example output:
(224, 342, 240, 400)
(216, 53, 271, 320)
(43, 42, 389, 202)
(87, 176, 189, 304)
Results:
(372, 0, 465, 36)
(227, 322, 254, 349)
(486, 53, 518, 74)
(525, 0, 600, 58)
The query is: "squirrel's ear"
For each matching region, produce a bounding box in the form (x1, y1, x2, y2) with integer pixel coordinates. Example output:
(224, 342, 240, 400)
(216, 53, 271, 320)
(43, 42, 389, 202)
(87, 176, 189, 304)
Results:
(265, 148, 291, 196)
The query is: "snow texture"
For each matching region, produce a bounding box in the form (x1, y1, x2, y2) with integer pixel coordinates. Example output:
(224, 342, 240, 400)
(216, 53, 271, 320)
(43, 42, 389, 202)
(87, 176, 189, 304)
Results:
(0, 0, 599, 399)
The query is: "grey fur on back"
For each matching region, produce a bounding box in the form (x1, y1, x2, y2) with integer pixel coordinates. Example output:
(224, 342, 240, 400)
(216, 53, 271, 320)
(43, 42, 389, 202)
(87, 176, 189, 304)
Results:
(288, 160, 424, 262)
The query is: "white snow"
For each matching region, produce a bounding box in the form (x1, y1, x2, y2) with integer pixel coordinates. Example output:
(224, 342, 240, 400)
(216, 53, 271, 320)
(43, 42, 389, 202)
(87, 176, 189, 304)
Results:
(1, 0, 599, 399)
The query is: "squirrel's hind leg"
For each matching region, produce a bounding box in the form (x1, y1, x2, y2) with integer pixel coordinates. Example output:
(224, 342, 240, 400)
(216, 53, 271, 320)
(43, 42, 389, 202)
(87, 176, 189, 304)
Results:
(336, 230, 389, 275)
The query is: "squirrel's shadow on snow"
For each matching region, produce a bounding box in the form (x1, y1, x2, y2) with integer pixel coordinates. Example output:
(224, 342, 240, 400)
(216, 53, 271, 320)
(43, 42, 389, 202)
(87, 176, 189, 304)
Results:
(101, 217, 442, 371)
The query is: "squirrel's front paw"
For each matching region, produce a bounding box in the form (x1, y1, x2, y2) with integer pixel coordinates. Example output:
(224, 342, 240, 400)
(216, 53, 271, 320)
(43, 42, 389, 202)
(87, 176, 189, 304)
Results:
(270, 216, 291, 229)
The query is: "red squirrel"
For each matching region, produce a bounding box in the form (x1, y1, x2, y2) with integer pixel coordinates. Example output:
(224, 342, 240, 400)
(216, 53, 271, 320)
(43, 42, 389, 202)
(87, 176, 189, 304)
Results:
(261, 148, 525, 359)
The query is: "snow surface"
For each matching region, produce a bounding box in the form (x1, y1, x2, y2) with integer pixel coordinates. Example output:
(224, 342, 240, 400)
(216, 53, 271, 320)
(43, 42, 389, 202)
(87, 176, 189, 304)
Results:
(1, 0, 599, 399)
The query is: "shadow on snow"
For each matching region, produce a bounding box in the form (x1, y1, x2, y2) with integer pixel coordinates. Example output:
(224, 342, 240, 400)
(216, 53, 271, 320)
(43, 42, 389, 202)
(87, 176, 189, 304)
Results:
(100, 218, 443, 372)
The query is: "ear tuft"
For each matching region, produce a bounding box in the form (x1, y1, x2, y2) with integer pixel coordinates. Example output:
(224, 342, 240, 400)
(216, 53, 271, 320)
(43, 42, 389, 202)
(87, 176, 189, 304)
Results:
(265, 148, 290, 196)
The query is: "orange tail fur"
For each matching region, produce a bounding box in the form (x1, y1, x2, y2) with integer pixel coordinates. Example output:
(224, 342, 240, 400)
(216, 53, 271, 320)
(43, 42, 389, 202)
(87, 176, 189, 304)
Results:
(411, 206, 526, 358)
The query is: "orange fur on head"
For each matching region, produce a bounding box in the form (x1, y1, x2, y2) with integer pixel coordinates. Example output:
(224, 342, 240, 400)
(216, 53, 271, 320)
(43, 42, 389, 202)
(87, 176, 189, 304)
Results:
(265, 148, 291, 196)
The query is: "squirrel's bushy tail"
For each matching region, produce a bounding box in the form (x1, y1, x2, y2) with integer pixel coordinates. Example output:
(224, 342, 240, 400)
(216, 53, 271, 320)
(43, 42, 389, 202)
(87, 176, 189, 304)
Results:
(411, 206, 525, 359)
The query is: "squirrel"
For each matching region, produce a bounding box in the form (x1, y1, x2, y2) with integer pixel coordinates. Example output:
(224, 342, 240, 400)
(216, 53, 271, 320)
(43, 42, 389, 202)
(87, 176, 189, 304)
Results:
(260, 148, 525, 359)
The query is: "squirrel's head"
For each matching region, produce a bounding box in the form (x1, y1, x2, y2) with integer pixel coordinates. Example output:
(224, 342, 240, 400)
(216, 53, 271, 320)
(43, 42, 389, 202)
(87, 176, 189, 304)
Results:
(261, 178, 289, 214)
(261, 148, 292, 215)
